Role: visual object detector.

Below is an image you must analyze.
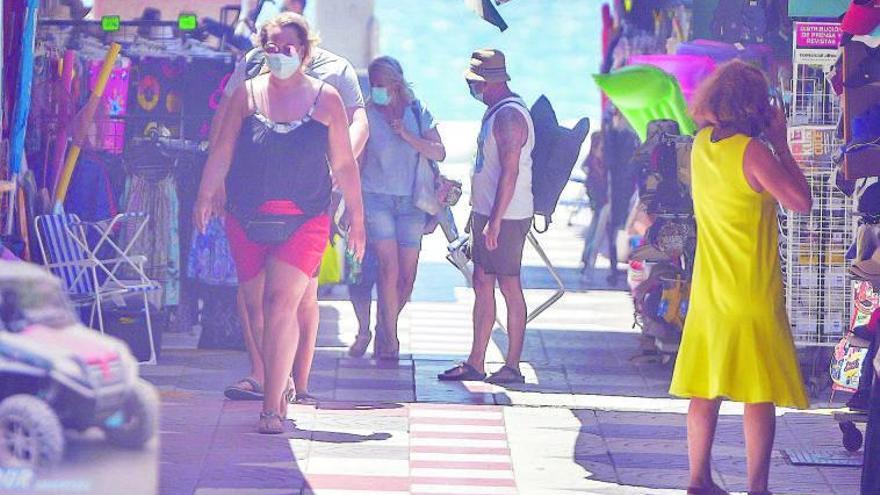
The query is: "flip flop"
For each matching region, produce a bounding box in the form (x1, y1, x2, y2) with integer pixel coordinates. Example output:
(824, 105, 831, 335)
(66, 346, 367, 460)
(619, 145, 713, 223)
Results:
(224, 377, 264, 401)
(485, 365, 525, 385)
(437, 362, 487, 381)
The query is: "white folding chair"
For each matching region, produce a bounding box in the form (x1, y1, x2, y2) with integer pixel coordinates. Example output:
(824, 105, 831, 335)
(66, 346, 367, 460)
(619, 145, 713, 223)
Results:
(35, 212, 159, 364)
(439, 206, 565, 331)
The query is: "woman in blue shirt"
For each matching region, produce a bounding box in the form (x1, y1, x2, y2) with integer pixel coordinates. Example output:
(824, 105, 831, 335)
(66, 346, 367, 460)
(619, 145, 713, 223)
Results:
(351, 56, 445, 360)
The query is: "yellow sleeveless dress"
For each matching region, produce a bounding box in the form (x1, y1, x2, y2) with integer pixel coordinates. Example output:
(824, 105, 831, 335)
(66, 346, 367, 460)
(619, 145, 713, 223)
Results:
(669, 128, 809, 409)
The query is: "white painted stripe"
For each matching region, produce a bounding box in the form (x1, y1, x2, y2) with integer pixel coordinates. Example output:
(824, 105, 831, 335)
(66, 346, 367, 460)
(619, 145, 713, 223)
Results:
(410, 452, 512, 463)
(410, 424, 506, 434)
(411, 468, 515, 479)
(410, 438, 509, 449)
(410, 410, 503, 420)
(411, 484, 517, 494)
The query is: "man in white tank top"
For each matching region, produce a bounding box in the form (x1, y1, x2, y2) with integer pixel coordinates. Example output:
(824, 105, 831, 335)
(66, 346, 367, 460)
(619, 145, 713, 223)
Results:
(438, 49, 533, 385)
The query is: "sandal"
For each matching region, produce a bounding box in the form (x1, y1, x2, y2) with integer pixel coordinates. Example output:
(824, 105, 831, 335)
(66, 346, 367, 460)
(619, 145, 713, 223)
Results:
(349, 332, 372, 358)
(224, 377, 263, 401)
(293, 392, 319, 405)
(257, 411, 284, 435)
(438, 362, 487, 381)
(485, 365, 525, 385)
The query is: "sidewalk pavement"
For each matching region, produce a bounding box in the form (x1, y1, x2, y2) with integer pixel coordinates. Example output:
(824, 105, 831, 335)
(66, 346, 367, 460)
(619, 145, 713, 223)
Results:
(147, 190, 862, 495)
(148, 289, 862, 495)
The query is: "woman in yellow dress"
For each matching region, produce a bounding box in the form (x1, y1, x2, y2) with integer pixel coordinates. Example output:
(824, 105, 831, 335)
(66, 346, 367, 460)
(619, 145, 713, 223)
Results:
(669, 60, 812, 495)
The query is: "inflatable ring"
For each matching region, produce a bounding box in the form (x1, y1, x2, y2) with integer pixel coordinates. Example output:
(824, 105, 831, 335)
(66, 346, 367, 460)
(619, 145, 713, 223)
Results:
(593, 65, 696, 141)
(137, 75, 160, 112)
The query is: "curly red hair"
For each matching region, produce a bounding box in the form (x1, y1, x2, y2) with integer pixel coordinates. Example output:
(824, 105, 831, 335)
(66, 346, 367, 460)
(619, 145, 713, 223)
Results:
(689, 60, 773, 137)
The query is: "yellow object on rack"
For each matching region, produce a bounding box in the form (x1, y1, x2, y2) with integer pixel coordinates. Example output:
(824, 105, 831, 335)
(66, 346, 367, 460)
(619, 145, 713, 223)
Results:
(53, 43, 121, 209)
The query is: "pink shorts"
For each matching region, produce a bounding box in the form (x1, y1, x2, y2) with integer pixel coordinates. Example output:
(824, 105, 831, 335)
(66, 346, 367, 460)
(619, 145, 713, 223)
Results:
(225, 201, 331, 282)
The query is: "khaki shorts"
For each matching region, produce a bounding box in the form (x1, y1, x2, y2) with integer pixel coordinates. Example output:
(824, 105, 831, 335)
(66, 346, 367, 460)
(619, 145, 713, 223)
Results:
(470, 212, 532, 276)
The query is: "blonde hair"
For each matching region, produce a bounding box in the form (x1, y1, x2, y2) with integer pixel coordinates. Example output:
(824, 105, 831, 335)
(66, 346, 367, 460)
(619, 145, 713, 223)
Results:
(259, 12, 320, 65)
(368, 56, 415, 105)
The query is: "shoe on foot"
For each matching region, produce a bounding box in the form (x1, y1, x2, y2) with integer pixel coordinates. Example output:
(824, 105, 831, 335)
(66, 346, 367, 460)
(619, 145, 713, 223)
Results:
(257, 411, 284, 435)
(224, 377, 263, 401)
(349, 332, 372, 358)
(686, 483, 728, 495)
(485, 365, 525, 385)
(438, 362, 487, 381)
(293, 392, 319, 406)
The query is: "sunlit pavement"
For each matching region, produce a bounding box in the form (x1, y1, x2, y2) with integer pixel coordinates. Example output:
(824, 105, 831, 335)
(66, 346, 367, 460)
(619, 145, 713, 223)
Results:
(146, 187, 863, 495)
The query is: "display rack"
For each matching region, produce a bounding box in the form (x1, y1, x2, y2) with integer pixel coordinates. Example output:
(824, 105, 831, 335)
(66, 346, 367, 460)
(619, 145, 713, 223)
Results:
(785, 23, 853, 346)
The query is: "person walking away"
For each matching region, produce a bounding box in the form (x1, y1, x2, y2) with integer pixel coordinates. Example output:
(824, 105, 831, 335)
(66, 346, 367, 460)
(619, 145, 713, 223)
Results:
(349, 56, 446, 359)
(210, 0, 369, 404)
(668, 60, 812, 495)
(195, 12, 365, 434)
(604, 109, 639, 284)
(438, 49, 533, 385)
(580, 131, 611, 279)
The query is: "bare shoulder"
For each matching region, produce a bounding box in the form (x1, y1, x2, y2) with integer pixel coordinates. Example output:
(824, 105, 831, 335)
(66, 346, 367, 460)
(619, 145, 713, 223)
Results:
(312, 78, 345, 125)
(743, 137, 776, 170)
(493, 105, 527, 146)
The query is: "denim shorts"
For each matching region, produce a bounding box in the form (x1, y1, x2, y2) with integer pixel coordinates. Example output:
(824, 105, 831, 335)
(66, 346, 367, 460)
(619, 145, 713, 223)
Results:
(364, 192, 426, 249)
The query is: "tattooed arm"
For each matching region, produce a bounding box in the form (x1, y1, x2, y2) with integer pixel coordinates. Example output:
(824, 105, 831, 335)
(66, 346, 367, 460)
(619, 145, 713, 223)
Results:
(484, 106, 527, 250)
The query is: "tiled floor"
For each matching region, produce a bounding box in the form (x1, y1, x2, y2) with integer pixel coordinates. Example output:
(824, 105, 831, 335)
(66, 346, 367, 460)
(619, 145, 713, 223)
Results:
(146, 199, 865, 495)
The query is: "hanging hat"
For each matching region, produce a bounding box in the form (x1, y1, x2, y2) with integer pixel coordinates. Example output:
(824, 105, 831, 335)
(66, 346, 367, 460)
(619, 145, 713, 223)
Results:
(464, 49, 511, 83)
(842, 0, 880, 36)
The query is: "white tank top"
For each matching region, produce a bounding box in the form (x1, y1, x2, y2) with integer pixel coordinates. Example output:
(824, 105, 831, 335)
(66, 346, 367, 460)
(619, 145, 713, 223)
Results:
(471, 97, 534, 220)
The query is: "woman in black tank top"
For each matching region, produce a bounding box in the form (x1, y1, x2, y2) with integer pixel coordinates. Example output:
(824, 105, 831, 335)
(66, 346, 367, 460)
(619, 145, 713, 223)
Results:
(194, 13, 365, 434)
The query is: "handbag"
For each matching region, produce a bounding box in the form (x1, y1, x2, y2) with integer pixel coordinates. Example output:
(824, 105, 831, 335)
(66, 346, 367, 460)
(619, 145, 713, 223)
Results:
(243, 214, 311, 245)
(410, 103, 462, 216)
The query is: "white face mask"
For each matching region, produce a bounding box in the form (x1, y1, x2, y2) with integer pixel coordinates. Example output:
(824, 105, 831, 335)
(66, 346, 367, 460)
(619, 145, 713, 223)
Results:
(266, 52, 302, 80)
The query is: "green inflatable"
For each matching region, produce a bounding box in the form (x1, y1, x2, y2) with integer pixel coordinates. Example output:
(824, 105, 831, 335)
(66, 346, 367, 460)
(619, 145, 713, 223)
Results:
(594, 64, 696, 142)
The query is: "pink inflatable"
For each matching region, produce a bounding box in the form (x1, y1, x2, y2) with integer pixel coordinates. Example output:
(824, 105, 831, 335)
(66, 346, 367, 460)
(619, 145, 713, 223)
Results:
(628, 54, 716, 103)
(676, 39, 774, 70)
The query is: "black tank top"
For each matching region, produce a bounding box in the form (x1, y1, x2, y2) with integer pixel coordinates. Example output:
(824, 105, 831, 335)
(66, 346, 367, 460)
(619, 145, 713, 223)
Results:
(226, 80, 332, 219)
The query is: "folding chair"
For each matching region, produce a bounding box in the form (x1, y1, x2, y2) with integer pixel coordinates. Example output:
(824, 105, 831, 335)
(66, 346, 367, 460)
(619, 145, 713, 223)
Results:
(439, 206, 565, 331)
(34, 212, 159, 364)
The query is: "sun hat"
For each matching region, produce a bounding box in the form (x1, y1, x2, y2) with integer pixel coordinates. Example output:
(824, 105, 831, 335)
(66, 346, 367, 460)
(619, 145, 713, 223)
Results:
(842, 0, 880, 36)
(464, 49, 511, 83)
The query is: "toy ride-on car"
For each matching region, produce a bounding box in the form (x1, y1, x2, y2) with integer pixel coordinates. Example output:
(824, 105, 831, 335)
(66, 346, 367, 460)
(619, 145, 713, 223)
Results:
(0, 261, 159, 467)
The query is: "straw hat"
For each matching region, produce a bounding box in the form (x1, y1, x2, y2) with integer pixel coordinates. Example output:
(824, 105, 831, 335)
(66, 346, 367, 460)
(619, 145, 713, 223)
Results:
(464, 48, 511, 83)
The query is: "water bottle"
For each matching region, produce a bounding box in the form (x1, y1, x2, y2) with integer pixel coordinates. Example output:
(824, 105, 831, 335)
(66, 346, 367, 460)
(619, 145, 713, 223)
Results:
(345, 248, 362, 285)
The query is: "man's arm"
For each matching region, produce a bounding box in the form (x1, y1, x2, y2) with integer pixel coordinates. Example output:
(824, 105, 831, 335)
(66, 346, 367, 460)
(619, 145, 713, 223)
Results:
(484, 106, 527, 250)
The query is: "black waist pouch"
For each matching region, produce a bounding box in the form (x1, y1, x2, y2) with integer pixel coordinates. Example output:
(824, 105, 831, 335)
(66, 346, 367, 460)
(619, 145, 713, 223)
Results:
(244, 214, 312, 245)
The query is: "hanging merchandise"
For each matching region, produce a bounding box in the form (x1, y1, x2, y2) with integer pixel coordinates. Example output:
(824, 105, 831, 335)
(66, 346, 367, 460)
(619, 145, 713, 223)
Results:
(120, 172, 180, 308)
(627, 54, 716, 102)
(88, 57, 131, 154)
(53, 43, 122, 209)
(593, 64, 696, 141)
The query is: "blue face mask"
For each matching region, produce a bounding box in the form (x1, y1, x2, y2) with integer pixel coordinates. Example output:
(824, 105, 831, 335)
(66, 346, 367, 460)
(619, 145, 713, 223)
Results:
(371, 87, 391, 106)
(468, 82, 484, 103)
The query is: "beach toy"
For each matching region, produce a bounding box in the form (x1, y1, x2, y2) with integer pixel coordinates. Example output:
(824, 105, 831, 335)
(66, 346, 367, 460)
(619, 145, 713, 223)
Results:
(677, 39, 775, 69)
(628, 54, 716, 103)
(54, 43, 122, 209)
(593, 64, 696, 141)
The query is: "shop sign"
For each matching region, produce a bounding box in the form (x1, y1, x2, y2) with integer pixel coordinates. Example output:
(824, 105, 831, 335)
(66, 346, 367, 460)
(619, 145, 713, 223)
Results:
(794, 22, 842, 66)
